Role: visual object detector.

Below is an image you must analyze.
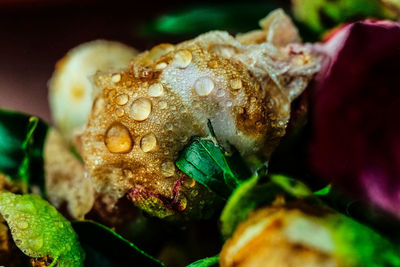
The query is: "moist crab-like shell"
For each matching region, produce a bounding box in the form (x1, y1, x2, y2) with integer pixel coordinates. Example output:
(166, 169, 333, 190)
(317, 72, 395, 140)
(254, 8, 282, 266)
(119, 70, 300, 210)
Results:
(80, 9, 320, 218)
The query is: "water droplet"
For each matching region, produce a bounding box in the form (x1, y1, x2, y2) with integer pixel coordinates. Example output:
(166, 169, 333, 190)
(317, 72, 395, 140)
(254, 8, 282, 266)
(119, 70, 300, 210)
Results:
(250, 96, 257, 103)
(160, 161, 175, 177)
(31, 237, 43, 251)
(111, 74, 121, 83)
(115, 94, 129, 105)
(165, 122, 173, 131)
(230, 78, 242, 90)
(57, 221, 64, 228)
(115, 108, 125, 117)
(148, 43, 175, 61)
(179, 135, 188, 143)
(130, 98, 152, 121)
(159, 101, 168, 109)
(92, 98, 105, 117)
(208, 60, 218, 68)
(226, 101, 233, 107)
(155, 62, 167, 70)
(140, 133, 157, 152)
(216, 89, 225, 97)
(173, 50, 192, 68)
(148, 83, 164, 97)
(170, 105, 176, 111)
(17, 220, 28, 229)
(193, 101, 201, 109)
(194, 77, 214, 96)
(104, 123, 133, 153)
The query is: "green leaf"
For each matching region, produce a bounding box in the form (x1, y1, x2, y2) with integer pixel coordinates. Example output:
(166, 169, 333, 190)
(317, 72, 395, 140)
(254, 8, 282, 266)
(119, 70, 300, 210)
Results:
(176, 136, 246, 199)
(321, 211, 400, 267)
(140, 3, 280, 37)
(314, 184, 332, 196)
(0, 192, 85, 266)
(0, 109, 48, 195)
(72, 221, 165, 267)
(186, 255, 219, 267)
(292, 0, 388, 34)
(220, 174, 315, 238)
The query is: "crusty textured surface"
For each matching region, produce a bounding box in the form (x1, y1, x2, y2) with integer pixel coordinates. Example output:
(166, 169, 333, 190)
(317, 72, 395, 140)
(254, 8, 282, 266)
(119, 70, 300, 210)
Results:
(44, 129, 95, 219)
(80, 9, 320, 218)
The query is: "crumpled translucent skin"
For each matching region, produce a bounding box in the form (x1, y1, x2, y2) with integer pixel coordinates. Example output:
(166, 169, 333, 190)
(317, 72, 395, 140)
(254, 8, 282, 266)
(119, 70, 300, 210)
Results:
(80, 9, 320, 219)
(309, 20, 400, 219)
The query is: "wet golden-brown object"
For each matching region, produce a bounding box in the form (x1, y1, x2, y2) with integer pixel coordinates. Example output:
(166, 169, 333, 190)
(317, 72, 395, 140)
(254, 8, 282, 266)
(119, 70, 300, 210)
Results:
(220, 205, 338, 267)
(80, 9, 320, 218)
(44, 129, 95, 220)
(49, 40, 137, 142)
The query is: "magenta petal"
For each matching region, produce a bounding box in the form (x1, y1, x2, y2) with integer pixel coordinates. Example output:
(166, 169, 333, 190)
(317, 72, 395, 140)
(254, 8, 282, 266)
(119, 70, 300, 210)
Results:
(309, 20, 400, 217)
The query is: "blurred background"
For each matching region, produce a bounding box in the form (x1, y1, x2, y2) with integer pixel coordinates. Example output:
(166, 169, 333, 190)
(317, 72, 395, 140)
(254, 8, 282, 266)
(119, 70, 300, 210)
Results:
(0, 0, 291, 122)
(1, 0, 397, 122)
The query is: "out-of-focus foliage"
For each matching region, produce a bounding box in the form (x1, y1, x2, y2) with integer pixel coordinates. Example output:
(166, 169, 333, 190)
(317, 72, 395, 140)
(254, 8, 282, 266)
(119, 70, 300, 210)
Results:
(72, 221, 165, 267)
(292, 0, 396, 35)
(186, 255, 219, 267)
(140, 3, 280, 37)
(0, 110, 48, 195)
(0, 192, 84, 266)
(220, 174, 314, 239)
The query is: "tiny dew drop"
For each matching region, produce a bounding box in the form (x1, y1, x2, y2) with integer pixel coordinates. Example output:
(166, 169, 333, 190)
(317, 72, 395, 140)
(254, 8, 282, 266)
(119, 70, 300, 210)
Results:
(173, 50, 192, 68)
(130, 98, 152, 121)
(148, 83, 164, 97)
(230, 78, 242, 90)
(140, 133, 157, 152)
(30, 236, 44, 251)
(194, 77, 214, 96)
(115, 94, 129, 105)
(111, 74, 121, 83)
(159, 101, 168, 109)
(17, 220, 29, 230)
(160, 161, 175, 177)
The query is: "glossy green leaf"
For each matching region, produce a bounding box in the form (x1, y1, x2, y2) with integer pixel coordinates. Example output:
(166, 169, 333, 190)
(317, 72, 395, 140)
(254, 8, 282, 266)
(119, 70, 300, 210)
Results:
(176, 136, 246, 199)
(72, 221, 165, 267)
(0, 109, 48, 195)
(0, 192, 85, 266)
(186, 254, 219, 267)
